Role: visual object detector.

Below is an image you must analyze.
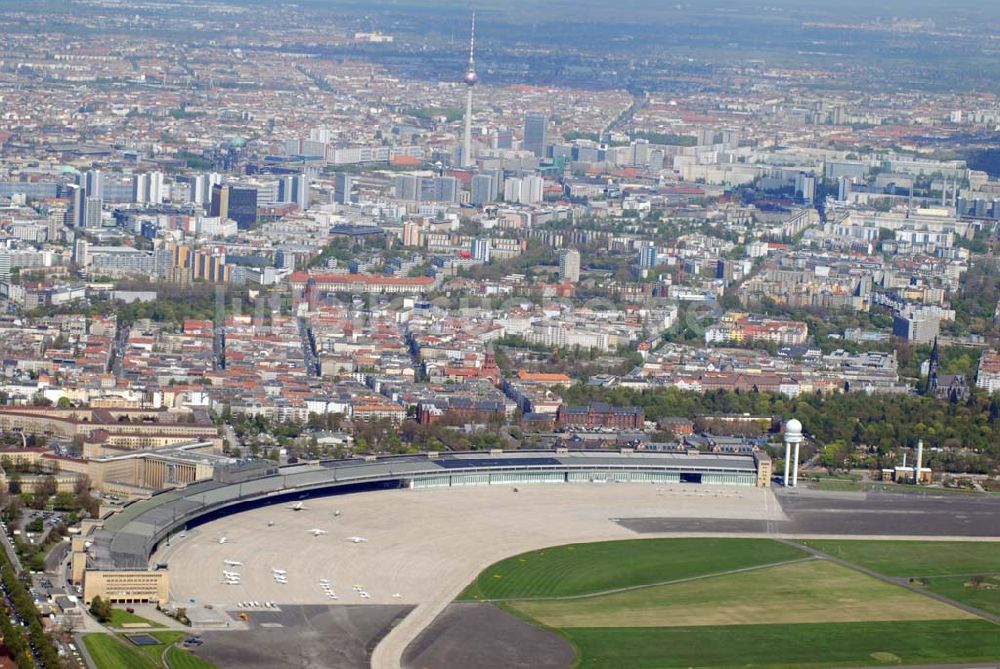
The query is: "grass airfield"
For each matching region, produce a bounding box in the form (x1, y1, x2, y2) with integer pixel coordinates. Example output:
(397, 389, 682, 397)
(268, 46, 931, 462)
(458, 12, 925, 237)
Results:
(460, 538, 1000, 669)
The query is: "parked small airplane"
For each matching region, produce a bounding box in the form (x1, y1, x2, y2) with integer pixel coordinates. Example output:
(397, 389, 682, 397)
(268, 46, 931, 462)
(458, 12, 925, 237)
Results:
(307, 528, 328, 536)
(347, 536, 368, 543)
(224, 560, 243, 567)
(289, 502, 307, 511)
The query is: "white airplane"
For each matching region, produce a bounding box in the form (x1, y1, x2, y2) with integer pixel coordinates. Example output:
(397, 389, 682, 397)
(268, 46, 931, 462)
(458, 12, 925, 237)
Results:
(224, 560, 243, 567)
(319, 578, 329, 584)
(271, 568, 287, 575)
(223, 570, 240, 578)
(392, 593, 402, 599)
(347, 536, 368, 543)
(267, 520, 275, 527)
(307, 529, 328, 536)
(218, 537, 229, 544)
(289, 502, 307, 511)
(359, 591, 370, 599)
(225, 581, 240, 586)
(333, 510, 342, 517)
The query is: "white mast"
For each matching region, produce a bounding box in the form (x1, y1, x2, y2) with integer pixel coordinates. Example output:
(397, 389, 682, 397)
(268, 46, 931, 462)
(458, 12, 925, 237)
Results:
(461, 13, 478, 168)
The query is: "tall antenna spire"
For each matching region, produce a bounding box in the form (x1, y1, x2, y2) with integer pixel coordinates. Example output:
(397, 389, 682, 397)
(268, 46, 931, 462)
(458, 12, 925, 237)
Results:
(469, 12, 476, 66)
(463, 12, 478, 86)
(461, 12, 478, 167)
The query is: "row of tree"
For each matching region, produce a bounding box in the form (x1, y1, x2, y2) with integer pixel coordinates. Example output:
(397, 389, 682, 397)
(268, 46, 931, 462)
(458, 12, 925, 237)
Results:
(559, 384, 1000, 473)
(0, 548, 61, 667)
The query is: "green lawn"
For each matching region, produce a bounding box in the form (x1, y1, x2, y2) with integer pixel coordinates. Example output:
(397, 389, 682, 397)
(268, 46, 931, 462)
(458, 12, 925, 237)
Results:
(83, 634, 158, 669)
(801, 539, 1000, 614)
(511, 560, 971, 628)
(564, 620, 1000, 669)
(801, 540, 1000, 577)
(458, 538, 806, 600)
(165, 645, 217, 669)
(132, 632, 186, 664)
(83, 631, 193, 669)
(108, 607, 165, 628)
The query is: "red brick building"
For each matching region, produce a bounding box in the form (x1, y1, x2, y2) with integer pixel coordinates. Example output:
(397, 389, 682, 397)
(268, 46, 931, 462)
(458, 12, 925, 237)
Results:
(557, 403, 645, 430)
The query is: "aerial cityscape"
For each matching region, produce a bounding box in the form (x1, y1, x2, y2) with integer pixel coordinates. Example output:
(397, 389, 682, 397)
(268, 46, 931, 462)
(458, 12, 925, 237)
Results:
(0, 0, 997, 667)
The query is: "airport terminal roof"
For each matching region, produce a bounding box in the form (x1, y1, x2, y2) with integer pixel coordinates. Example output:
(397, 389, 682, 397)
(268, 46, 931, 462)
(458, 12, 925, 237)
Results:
(92, 450, 758, 570)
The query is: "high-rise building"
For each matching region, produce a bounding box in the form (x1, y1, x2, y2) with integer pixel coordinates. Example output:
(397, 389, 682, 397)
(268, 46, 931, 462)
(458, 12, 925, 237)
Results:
(0, 250, 11, 281)
(471, 174, 496, 206)
(435, 176, 459, 203)
(334, 173, 352, 205)
(495, 127, 513, 150)
(403, 221, 421, 247)
(639, 243, 658, 269)
(523, 175, 544, 204)
(210, 184, 259, 228)
(838, 176, 852, 202)
(132, 173, 149, 204)
(227, 187, 258, 229)
(84, 196, 102, 229)
(795, 172, 816, 204)
(210, 183, 229, 220)
(84, 169, 103, 201)
(471, 238, 490, 263)
(149, 171, 165, 204)
(278, 174, 310, 210)
(190, 175, 208, 205)
(503, 176, 543, 205)
(193, 248, 230, 283)
(559, 249, 581, 283)
(503, 177, 522, 203)
(67, 184, 86, 228)
(523, 112, 548, 158)
(293, 174, 309, 210)
(461, 13, 478, 167)
(73, 238, 89, 267)
(394, 175, 418, 201)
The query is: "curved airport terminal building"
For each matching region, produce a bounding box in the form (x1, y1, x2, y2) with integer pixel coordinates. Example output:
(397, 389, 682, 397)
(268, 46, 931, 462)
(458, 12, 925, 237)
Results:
(78, 449, 771, 604)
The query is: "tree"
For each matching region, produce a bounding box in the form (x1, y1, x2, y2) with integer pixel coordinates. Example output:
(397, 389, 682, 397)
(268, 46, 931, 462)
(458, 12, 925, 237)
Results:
(37, 475, 57, 499)
(89, 595, 112, 622)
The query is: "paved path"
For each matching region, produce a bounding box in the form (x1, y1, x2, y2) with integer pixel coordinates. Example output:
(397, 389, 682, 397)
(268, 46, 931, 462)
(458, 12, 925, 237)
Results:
(779, 539, 1000, 624)
(73, 632, 96, 669)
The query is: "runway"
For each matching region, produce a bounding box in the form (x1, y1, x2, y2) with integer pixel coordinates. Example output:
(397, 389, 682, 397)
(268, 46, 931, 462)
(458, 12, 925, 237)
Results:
(160, 483, 782, 668)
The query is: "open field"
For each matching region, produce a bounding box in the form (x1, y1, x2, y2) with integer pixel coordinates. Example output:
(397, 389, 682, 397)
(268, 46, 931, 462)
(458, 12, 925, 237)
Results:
(164, 646, 216, 669)
(83, 631, 195, 669)
(563, 620, 1000, 669)
(83, 634, 158, 669)
(108, 607, 165, 628)
(458, 537, 804, 600)
(803, 539, 1000, 615)
(134, 632, 186, 664)
(802, 539, 1000, 576)
(510, 559, 974, 628)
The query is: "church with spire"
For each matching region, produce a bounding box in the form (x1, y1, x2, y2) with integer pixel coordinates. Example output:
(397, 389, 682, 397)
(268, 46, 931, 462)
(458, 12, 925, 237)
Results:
(925, 337, 969, 403)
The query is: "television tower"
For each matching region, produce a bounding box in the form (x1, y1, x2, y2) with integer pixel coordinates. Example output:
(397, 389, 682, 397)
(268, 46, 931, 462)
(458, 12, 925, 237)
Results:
(461, 12, 478, 168)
